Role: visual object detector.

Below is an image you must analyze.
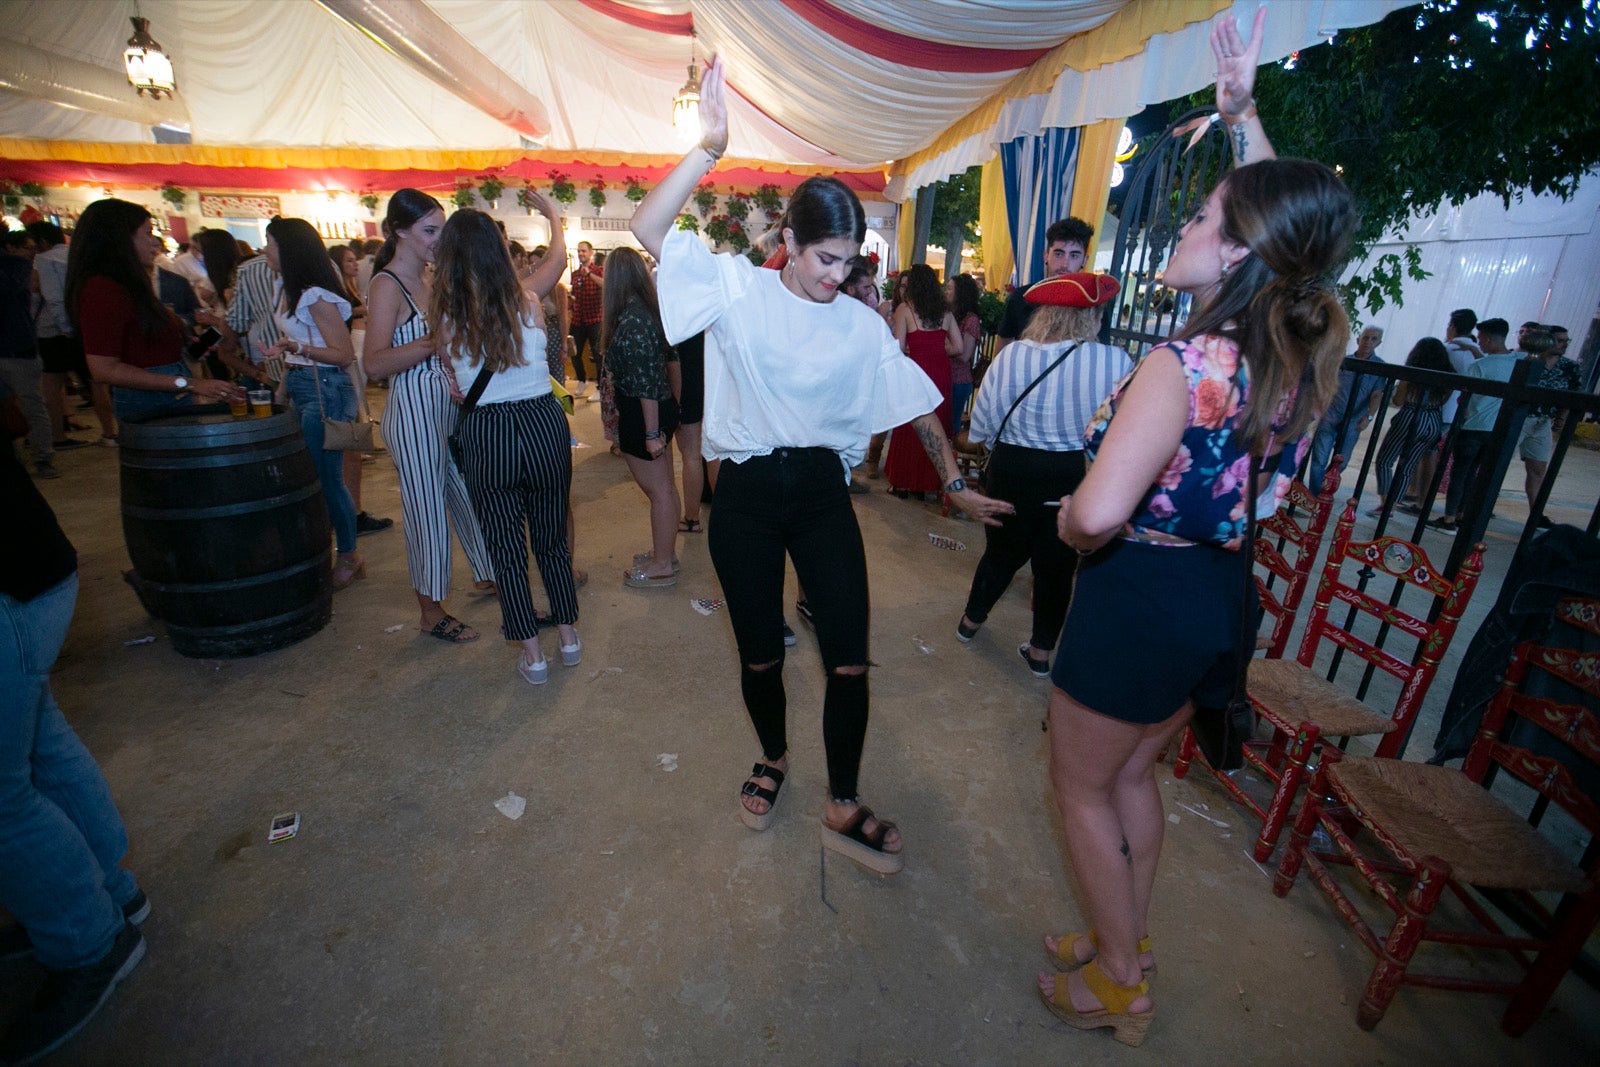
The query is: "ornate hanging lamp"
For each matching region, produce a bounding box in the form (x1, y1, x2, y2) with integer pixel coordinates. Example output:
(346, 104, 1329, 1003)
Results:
(672, 37, 701, 135)
(124, 16, 176, 99)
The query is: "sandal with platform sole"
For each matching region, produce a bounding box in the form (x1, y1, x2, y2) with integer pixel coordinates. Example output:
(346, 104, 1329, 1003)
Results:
(1048, 930, 1156, 979)
(1039, 960, 1154, 1048)
(738, 763, 786, 831)
(819, 806, 904, 875)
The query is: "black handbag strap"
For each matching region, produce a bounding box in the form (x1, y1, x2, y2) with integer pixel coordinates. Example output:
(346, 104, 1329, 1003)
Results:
(460, 359, 496, 414)
(990, 342, 1079, 448)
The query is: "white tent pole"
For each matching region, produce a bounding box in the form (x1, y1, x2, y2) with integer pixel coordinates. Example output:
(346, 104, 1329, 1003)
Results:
(315, 0, 550, 141)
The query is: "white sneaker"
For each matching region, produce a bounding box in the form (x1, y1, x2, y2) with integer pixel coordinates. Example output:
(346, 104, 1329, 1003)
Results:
(516, 651, 549, 686)
(560, 635, 582, 667)
(586, 393, 604, 404)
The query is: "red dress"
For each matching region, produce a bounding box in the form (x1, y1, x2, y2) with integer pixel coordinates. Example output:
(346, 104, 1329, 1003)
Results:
(884, 327, 952, 494)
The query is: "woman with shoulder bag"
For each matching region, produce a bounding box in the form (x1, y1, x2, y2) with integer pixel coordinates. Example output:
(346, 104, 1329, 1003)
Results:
(956, 274, 1131, 678)
(434, 199, 581, 686)
(363, 189, 497, 642)
(260, 217, 364, 589)
(1036, 11, 1356, 1045)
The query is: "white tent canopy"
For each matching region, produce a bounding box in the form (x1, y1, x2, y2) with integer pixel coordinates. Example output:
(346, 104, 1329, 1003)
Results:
(0, 0, 1405, 177)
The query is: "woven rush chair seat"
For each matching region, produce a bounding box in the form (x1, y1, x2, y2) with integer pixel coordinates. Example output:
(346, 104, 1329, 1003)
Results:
(1248, 659, 1395, 739)
(1328, 756, 1589, 893)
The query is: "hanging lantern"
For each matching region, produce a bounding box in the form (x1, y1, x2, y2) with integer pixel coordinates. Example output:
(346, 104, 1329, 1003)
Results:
(124, 17, 176, 99)
(672, 40, 701, 136)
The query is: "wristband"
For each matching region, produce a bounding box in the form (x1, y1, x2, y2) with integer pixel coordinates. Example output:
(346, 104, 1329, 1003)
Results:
(1220, 101, 1257, 126)
(643, 429, 664, 440)
(699, 143, 723, 164)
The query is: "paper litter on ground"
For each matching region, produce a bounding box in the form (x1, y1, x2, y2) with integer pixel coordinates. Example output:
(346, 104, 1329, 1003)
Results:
(656, 753, 679, 772)
(123, 635, 157, 647)
(691, 597, 726, 615)
(927, 532, 966, 551)
(494, 792, 526, 820)
(383, 624, 405, 633)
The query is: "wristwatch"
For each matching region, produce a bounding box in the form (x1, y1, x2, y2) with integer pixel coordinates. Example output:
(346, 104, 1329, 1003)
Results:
(945, 477, 967, 493)
(173, 376, 189, 392)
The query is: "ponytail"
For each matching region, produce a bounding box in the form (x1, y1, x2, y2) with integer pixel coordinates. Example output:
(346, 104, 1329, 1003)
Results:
(1176, 159, 1356, 455)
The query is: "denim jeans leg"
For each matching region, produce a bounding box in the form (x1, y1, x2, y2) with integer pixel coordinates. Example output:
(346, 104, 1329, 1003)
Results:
(288, 368, 359, 553)
(0, 575, 128, 969)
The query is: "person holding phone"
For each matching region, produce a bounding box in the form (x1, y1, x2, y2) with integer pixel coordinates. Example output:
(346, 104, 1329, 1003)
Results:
(67, 200, 245, 420)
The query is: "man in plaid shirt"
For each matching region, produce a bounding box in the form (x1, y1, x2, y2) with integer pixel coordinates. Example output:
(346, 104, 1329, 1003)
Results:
(568, 241, 603, 397)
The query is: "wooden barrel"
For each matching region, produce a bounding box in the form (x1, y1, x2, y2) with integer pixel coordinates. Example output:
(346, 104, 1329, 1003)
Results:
(119, 405, 332, 658)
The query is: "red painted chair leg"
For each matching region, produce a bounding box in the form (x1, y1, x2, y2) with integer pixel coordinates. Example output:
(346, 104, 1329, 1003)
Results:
(1357, 857, 1451, 1031)
(1172, 726, 1197, 779)
(1501, 887, 1600, 1035)
(1273, 760, 1326, 898)
(1254, 724, 1318, 863)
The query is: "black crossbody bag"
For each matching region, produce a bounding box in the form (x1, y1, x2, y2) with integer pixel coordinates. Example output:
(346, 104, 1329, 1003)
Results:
(981, 342, 1079, 481)
(447, 362, 496, 470)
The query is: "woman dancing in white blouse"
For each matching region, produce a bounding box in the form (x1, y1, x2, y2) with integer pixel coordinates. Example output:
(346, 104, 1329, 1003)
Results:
(631, 57, 1010, 875)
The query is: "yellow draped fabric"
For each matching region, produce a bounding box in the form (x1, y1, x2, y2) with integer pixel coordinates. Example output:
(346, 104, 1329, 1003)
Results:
(890, 0, 1228, 182)
(978, 158, 1012, 290)
(897, 197, 916, 273)
(0, 139, 880, 180)
(1067, 118, 1125, 263)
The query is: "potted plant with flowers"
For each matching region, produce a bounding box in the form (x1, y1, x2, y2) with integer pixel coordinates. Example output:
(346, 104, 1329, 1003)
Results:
(588, 177, 607, 214)
(675, 213, 699, 233)
(693, 182, 717, 219)
(452, 180, 476, 209)
(725, 190, 751, 223)
(160, 182, 187, 210)
(478, 174, 504, 211)
(359, 191, 381, 216)
(753, 183, 783, 222)
(623, 175, 648, 203)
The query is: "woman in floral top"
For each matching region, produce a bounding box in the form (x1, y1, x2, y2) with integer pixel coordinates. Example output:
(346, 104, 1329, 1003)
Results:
(603, 247, 682, 588)
(1034, 11, 1358, 1047)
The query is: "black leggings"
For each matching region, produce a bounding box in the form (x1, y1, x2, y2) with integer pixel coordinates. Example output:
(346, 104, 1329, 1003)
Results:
(962, 443, 1086, 650)
(569, 321, 601, 383)
(708, 448, 871, 800)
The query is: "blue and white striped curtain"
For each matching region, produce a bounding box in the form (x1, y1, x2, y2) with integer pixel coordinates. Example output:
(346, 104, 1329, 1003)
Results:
(1000, 126, 1080, 287)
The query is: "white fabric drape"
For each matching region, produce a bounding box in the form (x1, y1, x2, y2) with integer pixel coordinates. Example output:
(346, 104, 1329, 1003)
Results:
(824, 0, 1124, 47)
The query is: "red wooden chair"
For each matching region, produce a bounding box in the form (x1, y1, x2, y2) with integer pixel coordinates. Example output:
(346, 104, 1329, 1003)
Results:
(1252, 460, 1342, 657)
(1272, 596, 1600, 1035)
(1175, 500, 1486, 861)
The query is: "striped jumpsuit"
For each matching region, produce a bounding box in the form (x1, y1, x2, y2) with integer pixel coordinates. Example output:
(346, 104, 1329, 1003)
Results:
(374, 270, 495, 600)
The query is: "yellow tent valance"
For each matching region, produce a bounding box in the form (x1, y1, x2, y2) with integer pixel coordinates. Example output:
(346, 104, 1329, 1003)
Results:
(891, 0, 1227, 181)
(0, 139, 883, 182)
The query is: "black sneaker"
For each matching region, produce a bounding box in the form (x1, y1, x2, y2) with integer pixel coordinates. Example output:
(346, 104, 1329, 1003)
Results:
(355, 512, 394, 536)
(0, 921, 146, 1066)
(0, 892, 149, 963)
(1018, 642, 1051, 678)
(956, 617, 980, 643)
(795, 600, 815, 628)
(782, 622, 797, 647)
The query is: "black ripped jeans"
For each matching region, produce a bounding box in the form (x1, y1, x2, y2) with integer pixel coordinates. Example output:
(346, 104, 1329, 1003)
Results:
(708, 448, 871, 800)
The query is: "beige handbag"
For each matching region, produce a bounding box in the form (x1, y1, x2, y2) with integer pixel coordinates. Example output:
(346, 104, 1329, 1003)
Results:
(311, 365, 377, 451)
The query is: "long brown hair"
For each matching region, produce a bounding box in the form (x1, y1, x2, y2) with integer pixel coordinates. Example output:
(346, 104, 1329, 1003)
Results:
(599, 246, 665, 354)
(65, 198, 173, 337)
(1177, 159, 1356, 454)
(430, 209, 528, 371)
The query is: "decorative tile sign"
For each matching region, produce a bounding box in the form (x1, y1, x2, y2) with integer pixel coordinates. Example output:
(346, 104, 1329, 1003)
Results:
(199, 194, 281, 218)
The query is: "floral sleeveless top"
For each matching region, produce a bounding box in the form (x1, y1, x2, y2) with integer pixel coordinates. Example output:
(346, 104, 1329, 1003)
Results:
(1083, 334, 1308, 551)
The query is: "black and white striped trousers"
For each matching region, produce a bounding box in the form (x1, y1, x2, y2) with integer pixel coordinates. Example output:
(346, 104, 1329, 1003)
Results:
(1375, 402, 1444, 502)
(457, 393, 578, 641)
(380, 363, 495, 601)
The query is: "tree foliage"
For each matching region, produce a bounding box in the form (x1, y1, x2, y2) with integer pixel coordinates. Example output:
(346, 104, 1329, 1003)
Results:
(928, 164, 983, 268)
(1177, 0, 1600, 316)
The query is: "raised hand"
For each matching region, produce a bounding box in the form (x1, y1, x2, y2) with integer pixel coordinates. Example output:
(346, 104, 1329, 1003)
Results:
(699, 55, 728, 159)
(524, 188, 559, 222)
(1211, 7, 1266, 121)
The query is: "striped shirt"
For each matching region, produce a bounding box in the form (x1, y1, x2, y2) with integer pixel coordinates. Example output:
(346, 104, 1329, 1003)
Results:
(969, 338, 1132, 451)
(226, 256, 281, 363)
